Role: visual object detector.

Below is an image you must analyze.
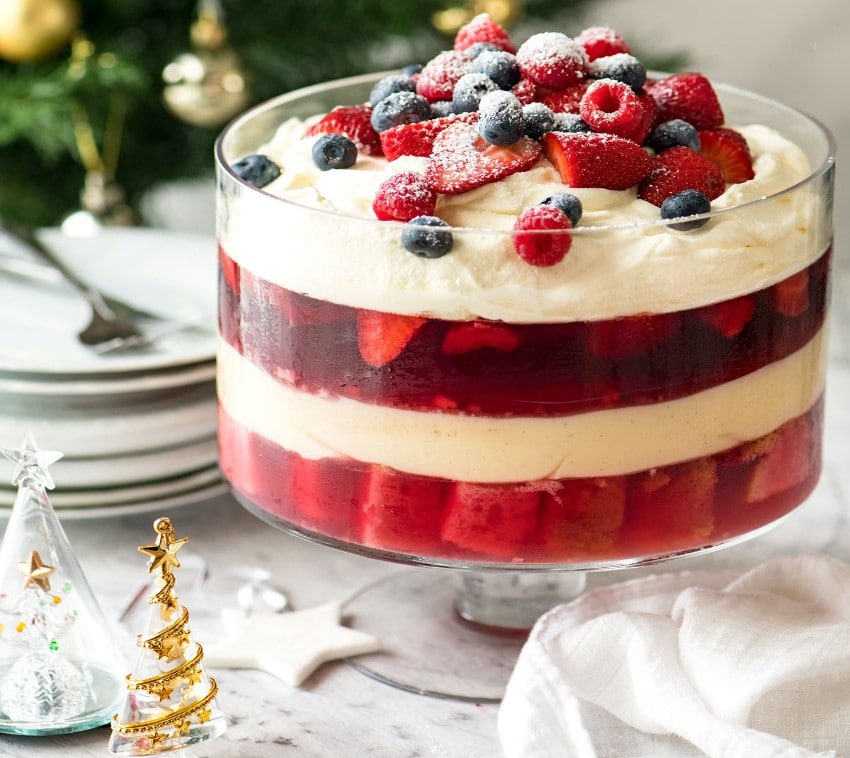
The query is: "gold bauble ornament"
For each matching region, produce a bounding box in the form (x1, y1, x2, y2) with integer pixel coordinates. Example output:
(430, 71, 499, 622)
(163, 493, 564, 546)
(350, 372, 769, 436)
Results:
(433, 0, 523, 37)
(0, 0, 80, 62)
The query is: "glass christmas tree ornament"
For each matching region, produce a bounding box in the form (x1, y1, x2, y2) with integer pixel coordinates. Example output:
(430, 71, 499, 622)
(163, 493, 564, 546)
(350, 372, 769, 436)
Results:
(0, 432, 126, 735)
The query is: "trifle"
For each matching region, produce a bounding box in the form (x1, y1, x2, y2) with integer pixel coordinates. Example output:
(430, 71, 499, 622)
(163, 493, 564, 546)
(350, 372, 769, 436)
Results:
(216, 16, 835, 570)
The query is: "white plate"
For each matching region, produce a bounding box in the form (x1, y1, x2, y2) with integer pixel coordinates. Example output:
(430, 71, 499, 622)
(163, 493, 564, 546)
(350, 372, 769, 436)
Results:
(0, 227, 218, 376)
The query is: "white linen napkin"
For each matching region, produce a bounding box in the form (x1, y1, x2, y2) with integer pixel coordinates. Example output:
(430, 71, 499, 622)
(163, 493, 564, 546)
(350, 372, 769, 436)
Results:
(498, 555, 850, 758)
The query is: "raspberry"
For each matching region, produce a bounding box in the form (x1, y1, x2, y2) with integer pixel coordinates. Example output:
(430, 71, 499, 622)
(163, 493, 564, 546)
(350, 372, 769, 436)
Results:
(512, 205, 572, 267)
(645, 72, 724, 131)
(516, 32, 589, 90)
(511, 77, 537, 104)
(575, 26, 631, 61)
(540, 80, 592, 114)
(453, 13, 516, 55)
(372, 172, 437, 222)
(638, 146, 726, 207)
(698, 127, 755, 183)
(305, 104, 383, 156)
(579, 79, 648, 140)
(542, 132, 653, 190)
(416, 50, 470, 102)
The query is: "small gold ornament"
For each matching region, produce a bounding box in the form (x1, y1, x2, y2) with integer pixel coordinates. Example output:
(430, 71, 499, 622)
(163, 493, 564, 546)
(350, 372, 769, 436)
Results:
(432, 0, 523, 37)
(0, 0, 80, 62)
(162, 0, 251, 128)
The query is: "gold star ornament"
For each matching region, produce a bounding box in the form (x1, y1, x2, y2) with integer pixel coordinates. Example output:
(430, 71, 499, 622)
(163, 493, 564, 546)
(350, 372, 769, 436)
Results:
(18, 550, 55, 591)
(139, 517, 188, 575)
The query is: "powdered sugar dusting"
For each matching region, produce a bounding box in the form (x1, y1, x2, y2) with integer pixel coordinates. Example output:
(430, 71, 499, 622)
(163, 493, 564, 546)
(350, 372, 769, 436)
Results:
(516, 32, 589, 89)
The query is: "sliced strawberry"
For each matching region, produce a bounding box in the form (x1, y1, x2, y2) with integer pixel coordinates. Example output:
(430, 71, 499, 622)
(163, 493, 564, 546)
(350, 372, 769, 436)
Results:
(586, 312, 682, 360)
(453, 12, 516, 54)
(442, 321, 520, 354)
(542, 132, 653, 190)
(379, 112, 477, 161)
(540, 81, 592, 114)
(579, 79, 649, 141)
(699, 128, 755, 183)
(645, 73, 724, 131)
(696, 294, 756, 339)
(305, 104, 382, 156)
(575, 26, 632, 61)
(356, 309, 427, 367)
(416, 50, 469, 102)
(772, 269, 810, 317)
(637, 146, 725, 207)
(746, 414, 813, 502)
(425, 121, 542, 195)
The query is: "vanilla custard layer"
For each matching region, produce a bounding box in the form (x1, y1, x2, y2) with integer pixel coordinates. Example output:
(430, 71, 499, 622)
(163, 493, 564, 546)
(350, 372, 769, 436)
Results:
(217, 329, 826, 482)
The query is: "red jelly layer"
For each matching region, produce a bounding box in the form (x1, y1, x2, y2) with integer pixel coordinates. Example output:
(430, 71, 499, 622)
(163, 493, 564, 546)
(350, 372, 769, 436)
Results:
(218, 398, 823, 566)
(218, 246, 830, 417)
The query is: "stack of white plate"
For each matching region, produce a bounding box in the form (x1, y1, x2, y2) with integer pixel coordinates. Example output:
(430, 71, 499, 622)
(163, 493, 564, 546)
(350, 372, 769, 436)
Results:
(0, 227, 224, 518)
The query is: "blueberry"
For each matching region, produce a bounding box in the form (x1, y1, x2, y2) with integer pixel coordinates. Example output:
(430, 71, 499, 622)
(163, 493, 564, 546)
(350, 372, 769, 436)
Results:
(646, 119, 701, 153)
(430, 100, 454, 118)
(522, 102, 556, 139)
(478, 91, 524, 146)
(540, 192, 583, 227)
(452, 72, 499, 114)
(370, 74, 416, 106)
(401, 216, 453, 258)
(311, 134, 357, 171)
(469, 50, 520, 90)
(465, 42, 502, 59)
(587, 53, 646, 91)
(552, 112, 593, 133)
(370, 91, 431, 132)
(660, 189, 712, 231)
(231, 153, 280, 188)
(401, 63, 423, 76)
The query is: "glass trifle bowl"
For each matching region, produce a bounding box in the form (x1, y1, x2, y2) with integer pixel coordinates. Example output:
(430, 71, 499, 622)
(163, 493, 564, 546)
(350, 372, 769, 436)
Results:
(215, 69, 835, 698)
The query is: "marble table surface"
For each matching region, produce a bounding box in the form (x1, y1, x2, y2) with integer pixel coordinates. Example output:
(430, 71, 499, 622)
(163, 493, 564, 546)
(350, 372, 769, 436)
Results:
(2, 266, 849, 757)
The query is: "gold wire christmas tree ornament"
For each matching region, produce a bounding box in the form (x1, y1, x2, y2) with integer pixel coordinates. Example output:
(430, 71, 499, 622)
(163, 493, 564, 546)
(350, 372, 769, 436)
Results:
(109, 517, 226, 756)
(0, 432, 125, 735)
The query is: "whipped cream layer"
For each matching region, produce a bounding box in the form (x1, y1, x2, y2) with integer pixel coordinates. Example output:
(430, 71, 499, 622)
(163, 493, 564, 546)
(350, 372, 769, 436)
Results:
(220, 120, 827, 323)
(217, 328, 827, 482)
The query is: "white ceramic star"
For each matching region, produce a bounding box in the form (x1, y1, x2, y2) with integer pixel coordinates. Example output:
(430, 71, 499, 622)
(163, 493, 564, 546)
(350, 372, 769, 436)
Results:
(205, 600, 381, 686)
(0, 431, 63, 490)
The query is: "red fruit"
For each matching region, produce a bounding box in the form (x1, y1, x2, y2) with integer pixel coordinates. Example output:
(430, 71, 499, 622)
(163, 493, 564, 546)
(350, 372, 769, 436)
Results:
(218, 244, 239, 293)
(516, 32, 589, 89)
(542, 131, 653, 190)
(442, 321, 520, 354)
(586, 312, 682, 360)
(579, 79, 649, 140)
(637, 146, 725, 207)
(575, 26, 631, 61)
(634, 90, 658, 144)
(697, 294, 756, 339)
(372, 171, 437, 222)
(511, 77, 537, 104)
(416, 50, 469, 102)
(356, 310, 427, 367)
(746, 414, 813, 502)
(645, 72, 724, 131)
(772, 269, 810, 317)
(698, 127, 755, 183)
(541, 80, 592, 114)
(512, 205, 573, 267)
(379, 112, 478, 161)
(453, 12, 516, 54)
(305, 104, 383, 156)
(425, 121, 542, 195)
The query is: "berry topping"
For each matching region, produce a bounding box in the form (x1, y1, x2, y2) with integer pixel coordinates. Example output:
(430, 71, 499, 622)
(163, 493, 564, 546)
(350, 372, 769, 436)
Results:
(452, 72, 499, 113)
(370, 91, 431, 132)
(638, 146, 725, 207)
(552, 112, 592, 133)
(370, 74, 416, 105)
(587, 53, 646, 92)
(510, 77, 537, 104)
(378, 112, 478, 161)
(453, 13, 516, 55)
(416, 50, 470, 102)
(646, 119, 701, 153)
(311, 134, 358, 171)
(522, 102, 556, 139)
(512, 205, 573, 267)
(659, 189, 712, 231)
(540, 192, 583, 227)
(372, 172, 437, 222)
(574, 26, 631, 61)
(426, 121, 543, 194)
(516, 32, 589, 90)
(540, 80, 592, 114)
(698, 127, 755, 183)
(401, 216, 454, 258)
(468, 50, 520, 90)
(465, 41, 503, 59)
(579, 78, 649, 140)
(231, 153, 280, 188)
(478, 90, 525, 145)
(429, 100, 454, 118)
(646, 72, 724, 131)
(697, 295, 756, 338)
(356, 310, 427, 367)
(442, 321, 520, 354)
(542, 131, 653, 190)
(305, 104, 383, 156)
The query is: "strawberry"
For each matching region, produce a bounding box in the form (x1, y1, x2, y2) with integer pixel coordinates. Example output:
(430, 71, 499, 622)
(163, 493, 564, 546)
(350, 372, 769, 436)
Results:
(746, 414, 813, 502)
(697, 294, 756, 339)
(540, 80, 592, 114)
(772, 269, 810, 317)
(379, 112, 477, 160)
(425, 121, 542, 195)
(542, 132, 653, 190)
(637, 146, 725, 207)
(442, 321, 520, 354)
(516, 32, 589, 90)
(579, 78, 649, 140)
(453, 12, 516, 54)
(513, 205, 573, 267)
(416, 50, 469, 102)
(574, 26, 632, 61)
(372, 171, 436, 221)
(645, 72, 724, 131)
(356, 310, 427, 367)
(586, 312, 682, 360)
(305, 104, 383, 156)
(698, 127, 755, 183)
